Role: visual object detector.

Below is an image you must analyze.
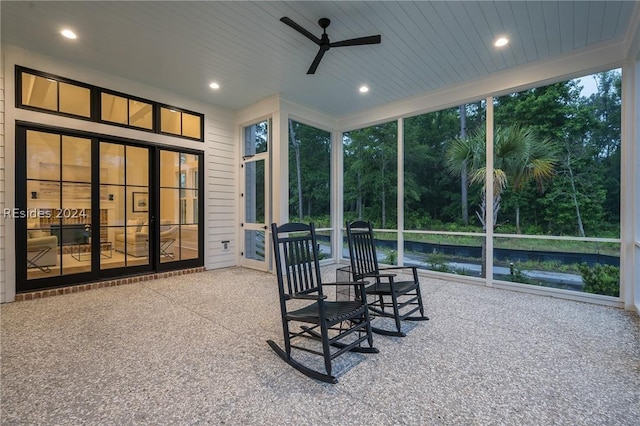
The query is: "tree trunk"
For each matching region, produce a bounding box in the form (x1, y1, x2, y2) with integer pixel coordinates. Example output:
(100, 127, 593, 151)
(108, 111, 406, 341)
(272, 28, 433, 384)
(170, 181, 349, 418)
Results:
(381, 174, 386, 229)
(356, 172, 363, 220)
(380, 149, 386, 228)
(475, 192, 501, 278)
(566, 156, 586, 237)
(288, 121, 303, 220)
(515, 204, 521, 234)
(460, 105, 469, 225)
(476, 194, 487, 278)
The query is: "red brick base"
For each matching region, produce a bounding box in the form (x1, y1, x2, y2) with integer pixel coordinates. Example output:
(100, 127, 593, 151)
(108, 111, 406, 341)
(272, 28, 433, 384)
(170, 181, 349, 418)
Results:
(14, 267, 206, 302)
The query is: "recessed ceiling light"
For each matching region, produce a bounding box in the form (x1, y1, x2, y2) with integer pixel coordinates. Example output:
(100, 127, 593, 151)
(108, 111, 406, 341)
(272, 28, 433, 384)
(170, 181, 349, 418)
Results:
(209, 82, 220, 90)
(359, 85, 369, 93)
(494, 36, 509, 47)
(61, 29, 77, 39)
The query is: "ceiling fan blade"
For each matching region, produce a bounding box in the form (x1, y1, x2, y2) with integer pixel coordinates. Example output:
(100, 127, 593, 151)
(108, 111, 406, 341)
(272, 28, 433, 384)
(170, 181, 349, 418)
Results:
(280, 17, 321, 45)
(330, 34, 381, 48)
(307, 46, 328, 74)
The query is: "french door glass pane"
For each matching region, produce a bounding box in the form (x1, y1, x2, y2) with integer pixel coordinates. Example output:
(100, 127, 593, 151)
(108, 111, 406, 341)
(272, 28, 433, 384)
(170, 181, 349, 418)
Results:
(160, 150, 180, 187)
(101, 142, 149, 269)
(26, 131, 92, 279)
(244, 120, 268, 156)
(244, 230, 265, 261)
(160, 187, 179, 263)
(126, 146, 149, 186)
(245, 159, 265, 224)
(100, 143, 125, 185)
(159, 149, 201, 263)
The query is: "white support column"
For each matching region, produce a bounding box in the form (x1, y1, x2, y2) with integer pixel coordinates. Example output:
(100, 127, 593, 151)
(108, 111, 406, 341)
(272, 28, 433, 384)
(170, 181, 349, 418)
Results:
(633, 57, 640, 313)
(333, 128, 344, 262)
(271, 110, 286, 227)
(621, 59, 636, 311)
(397, 118, 404, 266)
(485, 97, 494, 287)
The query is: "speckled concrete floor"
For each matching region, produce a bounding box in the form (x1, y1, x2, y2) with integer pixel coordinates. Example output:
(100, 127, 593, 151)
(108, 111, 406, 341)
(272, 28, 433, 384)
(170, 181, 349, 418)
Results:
(2, 266, 639, 425)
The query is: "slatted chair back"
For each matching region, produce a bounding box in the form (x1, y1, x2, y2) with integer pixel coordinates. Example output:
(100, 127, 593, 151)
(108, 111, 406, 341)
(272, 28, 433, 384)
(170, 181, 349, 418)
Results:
(346, 220, 381, 282)
(271, 222, 324, 299)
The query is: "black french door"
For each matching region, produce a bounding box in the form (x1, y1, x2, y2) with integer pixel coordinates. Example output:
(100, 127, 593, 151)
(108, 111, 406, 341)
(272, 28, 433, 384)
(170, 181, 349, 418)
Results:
(16, 125, 204, 293)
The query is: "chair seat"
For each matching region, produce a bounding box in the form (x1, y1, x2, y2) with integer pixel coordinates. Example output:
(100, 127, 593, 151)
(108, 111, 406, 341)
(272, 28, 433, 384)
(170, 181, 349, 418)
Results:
(288, 300, 366, 323)
(366, 280, 419, 295)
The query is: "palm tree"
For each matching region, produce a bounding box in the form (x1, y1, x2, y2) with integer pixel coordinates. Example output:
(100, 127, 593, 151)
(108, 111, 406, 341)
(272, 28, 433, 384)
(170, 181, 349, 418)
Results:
(446, 124, 558, 277)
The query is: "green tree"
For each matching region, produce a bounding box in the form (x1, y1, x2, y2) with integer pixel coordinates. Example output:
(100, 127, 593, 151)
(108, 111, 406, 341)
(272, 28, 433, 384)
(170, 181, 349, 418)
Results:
(446, 124, 558, 276)
(288, 120, 331, 224)
(344, 122, 397, 228)
(403, 101, 485, 230)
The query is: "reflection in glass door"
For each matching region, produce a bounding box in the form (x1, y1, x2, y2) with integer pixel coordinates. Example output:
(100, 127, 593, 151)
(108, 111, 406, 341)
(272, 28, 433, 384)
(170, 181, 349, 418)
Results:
(100, 143, 150, 269)
(241, 120, 270, 271)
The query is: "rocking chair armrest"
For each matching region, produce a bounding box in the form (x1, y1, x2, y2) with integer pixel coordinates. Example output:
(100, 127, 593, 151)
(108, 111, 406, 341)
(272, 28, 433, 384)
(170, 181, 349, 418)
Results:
(362, 271, 396, 280)
(322, 280, 370, 288)
(289, 294, 327, 301)
(379, 265, 418, 273)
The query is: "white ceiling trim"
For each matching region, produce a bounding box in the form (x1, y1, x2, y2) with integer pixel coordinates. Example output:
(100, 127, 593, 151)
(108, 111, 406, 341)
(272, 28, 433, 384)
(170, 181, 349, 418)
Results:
(338, 37, 629, 132)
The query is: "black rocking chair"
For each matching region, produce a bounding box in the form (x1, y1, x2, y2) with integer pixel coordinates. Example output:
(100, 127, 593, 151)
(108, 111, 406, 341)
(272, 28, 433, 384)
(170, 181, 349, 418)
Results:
(346, 220, 429, 337)
(268, 222, 378, 383)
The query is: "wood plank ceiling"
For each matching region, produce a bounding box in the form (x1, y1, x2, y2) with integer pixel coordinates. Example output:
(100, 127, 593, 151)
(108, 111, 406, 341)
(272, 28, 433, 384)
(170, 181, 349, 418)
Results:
(1, 1, 637, 116)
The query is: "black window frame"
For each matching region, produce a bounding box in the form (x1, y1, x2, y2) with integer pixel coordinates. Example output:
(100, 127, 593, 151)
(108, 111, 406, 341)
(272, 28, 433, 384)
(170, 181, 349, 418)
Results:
(16, 66, 96, 121)
(158, 104, 205, 142)
(16, 65, 205, 142)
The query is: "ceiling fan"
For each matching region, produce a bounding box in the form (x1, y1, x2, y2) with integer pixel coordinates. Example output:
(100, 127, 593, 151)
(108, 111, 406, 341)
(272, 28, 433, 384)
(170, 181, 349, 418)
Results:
(280, 17, 382, 75)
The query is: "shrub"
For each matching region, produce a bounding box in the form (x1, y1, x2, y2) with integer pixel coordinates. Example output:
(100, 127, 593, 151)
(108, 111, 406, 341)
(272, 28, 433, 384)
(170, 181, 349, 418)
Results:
(382, 250, 397, 265)
(577, 263, 620, 297)
(428, 251, 451, 273)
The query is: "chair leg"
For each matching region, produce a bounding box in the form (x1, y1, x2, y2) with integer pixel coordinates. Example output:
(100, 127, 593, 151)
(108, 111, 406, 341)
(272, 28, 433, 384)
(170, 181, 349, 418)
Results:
(391, 292, 403, 334)
(405, 288, 429, 321)
(27, 247, 52, 273)
(320, 324, 333, 379)
(364, 310, 375, 348)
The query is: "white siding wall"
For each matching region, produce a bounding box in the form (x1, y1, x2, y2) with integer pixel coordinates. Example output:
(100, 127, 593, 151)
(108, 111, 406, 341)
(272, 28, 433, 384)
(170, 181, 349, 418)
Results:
(205, 114, 237, 269)
(0, 57, 5, 303)
(1, 45, 237, 302)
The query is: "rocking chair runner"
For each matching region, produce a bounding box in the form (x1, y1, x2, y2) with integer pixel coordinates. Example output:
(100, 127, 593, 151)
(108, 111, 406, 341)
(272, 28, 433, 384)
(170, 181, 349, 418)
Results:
(268, 222, 378, 383)
(346, 220, 429, 337)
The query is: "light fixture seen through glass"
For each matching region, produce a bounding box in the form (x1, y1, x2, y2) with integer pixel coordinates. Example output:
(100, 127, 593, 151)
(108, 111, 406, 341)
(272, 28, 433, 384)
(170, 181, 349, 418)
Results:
(61, 29, 77, 39)
(209, 82, 220, 90)
(359, 85, 369, 93)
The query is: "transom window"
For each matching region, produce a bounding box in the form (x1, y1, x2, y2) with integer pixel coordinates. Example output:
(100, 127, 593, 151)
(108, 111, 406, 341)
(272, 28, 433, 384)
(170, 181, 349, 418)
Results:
(17, 66, 204, 142)
(101, 92, 153, 130)
(20, 70, 91, 118)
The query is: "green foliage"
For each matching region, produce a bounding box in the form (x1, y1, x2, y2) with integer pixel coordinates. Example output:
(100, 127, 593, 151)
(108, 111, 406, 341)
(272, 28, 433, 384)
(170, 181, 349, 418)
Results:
(427, 252, 451, 273)
(501, 264, 534, 285)
(343, 121, 399, 228)
(317, 250, 330, 261)
(381, 249, 397, 265)
(577, 263, 620, 297)
(336, 70, 620, 242)
(288, 120, 332, 221)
